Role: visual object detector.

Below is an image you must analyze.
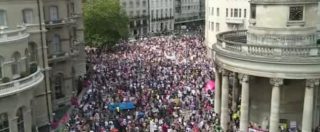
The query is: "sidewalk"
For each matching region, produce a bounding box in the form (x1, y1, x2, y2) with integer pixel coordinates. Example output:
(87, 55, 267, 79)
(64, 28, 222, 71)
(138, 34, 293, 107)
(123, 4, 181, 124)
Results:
(53, 88, 88, 132)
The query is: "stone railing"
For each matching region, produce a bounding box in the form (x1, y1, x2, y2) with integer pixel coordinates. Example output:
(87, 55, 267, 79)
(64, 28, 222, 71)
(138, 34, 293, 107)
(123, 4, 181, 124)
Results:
(45, 17, 77, 27)
(0, 26, 29, 43)
(216, 30, 320, 57)
(0, 67, 43, 97)
(250, 0, 318, 4)
(225, 18, 245, 24)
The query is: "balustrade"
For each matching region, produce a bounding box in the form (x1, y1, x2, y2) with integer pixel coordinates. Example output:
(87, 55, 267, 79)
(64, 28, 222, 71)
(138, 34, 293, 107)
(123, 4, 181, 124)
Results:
(216, 30, 320, 57)
(0, 27, 29, 43)
(0, 67, 43, 97)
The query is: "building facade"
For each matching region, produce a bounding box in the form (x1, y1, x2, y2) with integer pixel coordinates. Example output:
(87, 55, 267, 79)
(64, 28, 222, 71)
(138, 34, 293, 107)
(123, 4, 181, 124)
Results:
(174, 0, 204, 30)
(120, 0, 149, 38)
(205, 0, 250, 56)
(149, 0, 175, 33)
(0, 0, 86, 131)
(211, 0, 320, 132)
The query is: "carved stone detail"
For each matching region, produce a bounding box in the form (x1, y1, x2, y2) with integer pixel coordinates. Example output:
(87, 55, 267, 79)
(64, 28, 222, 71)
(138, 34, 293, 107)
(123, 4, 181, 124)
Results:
(239, 74, 249, 83)
(270, 78, 283, 86)
(306, 79, 320, 88)
(222, 69, 229, 76)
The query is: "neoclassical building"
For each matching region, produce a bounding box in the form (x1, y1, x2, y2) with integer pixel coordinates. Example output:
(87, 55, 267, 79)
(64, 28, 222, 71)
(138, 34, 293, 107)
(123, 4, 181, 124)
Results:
(120, 0, 149, 38)
(0, 0, 86, 131)
(212, 0, 320, 132)
(205, 0, 250, 57)
(149, 0, 175, 33)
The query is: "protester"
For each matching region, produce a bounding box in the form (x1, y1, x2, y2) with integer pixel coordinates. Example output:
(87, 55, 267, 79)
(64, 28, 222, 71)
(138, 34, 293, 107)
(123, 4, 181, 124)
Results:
(67, 34, 226, 132)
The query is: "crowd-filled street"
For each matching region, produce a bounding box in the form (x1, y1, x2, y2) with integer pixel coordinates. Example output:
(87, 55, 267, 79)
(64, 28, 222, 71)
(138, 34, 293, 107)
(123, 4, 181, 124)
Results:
(66, 35, 228, 132)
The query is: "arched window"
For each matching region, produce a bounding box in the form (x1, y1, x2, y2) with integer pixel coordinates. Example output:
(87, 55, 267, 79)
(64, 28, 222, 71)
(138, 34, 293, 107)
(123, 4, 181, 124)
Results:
(28, 42, 38, 63)
(22, 9, 33, 24)
(55, 73, 64, 99)
(49, 6, 59, 21)
(12, 52, 21, 75)
(0, 113, 9, 132)
(0, 10, 7, 26)
(17, 108, 24, 132)
(52, 34, 61, 54)
(0, 56, 3, 78)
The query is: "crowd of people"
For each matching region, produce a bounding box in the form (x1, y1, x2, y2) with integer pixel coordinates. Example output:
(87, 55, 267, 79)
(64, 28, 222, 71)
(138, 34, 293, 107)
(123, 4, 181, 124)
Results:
(66, 34, 233, 132)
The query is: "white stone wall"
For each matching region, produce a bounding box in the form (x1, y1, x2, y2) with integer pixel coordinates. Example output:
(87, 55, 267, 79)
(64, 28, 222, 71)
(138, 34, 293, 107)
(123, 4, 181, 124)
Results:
(205, 0, 250, 49)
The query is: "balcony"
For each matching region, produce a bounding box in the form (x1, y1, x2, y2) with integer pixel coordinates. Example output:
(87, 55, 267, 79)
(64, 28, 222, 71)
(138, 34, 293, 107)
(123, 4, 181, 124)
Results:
(213, 30, 320, 79)
(0, 67, 44, 97)
(45, 18, 76, 27)
(250, 0, 318, 4)
(225, 18, 245, 24)
(48, 52, 71, 63)
(215, 30, 320, 58)
(0, 26, 29, 43)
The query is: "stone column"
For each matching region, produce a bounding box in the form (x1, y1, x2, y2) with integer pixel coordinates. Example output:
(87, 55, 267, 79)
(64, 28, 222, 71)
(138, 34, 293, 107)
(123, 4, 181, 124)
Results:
(239, 74, 249, 132)
(214, 68, 221, 114)
(9, 112, 18, 132)
(302, 79, 319, 132)
(220, 69, 230, 131)
(232, 72, 239, 111)
(269, 78, 283, 132)
(25, 109, 32, 132)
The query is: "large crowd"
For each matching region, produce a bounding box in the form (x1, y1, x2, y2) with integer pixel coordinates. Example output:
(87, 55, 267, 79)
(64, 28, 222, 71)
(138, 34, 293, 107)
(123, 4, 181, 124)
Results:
(66, 35, 233, 132)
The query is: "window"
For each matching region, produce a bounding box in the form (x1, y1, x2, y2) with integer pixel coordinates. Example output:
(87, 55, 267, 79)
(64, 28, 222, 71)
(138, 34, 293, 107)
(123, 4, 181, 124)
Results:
(231, 8, 233, 17)
(239, 9, 242, 17)
(23, 9, 33, 24)
(70, 2, 75, 13)
(129, 11, 134, 16)
(211, 22, 214, 31)
(0, 113, 9, 132)
(129, 1, 133, 8)
(151, 10, 154, 19)
(136, 1, 140, 7)
(156, 10, 159, 18)
(165, 9, 168, 17)
(170, 9, 172, 17)
(17, 108, 24, 132)
(216, 23, 220, 32)
(226, 8, 228, 17)
(0, 10, 7, 26)
(0, 56, 3, 78)
(217, 8, 219, 16)
(49, 6, 59, 21)
(12, 52, 21, 75)
(142, 1, 147, 7)
(122, 2, 126, 7)
(251, 4, 256, 19)
(136, 10, 140, 17)
(211, 7, 214, 16)
(143, 10, 147, 16)
(289, 6, 303, 21)
(234, 9, 238, 17)
(52, 34, 61, 54)
(244, 9, 247, 18)
(55, 73, 64, 99)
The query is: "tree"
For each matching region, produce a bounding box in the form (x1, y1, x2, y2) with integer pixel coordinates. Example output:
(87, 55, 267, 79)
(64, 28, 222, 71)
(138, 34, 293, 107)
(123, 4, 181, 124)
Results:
(84, 0, 129, 48)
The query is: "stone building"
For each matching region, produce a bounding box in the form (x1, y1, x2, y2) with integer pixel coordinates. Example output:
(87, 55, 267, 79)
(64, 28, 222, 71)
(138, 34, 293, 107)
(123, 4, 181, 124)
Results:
(205, 0, 250, 56)
(120, 0, 149, 38)
(0, 0, 86, 131)
(174, 0, 204, 30)
(149, 0, 175, 33)
(211, 0, 320, 131)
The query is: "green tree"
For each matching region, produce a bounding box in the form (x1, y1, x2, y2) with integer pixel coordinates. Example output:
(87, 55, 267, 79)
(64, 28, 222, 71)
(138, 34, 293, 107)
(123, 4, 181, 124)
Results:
(84, 0, 129, 48)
